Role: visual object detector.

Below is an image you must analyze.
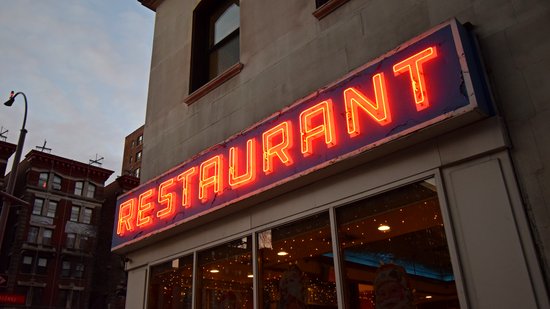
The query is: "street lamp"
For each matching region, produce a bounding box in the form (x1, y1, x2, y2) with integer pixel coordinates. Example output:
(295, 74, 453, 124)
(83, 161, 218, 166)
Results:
(0, 91, 29, 253)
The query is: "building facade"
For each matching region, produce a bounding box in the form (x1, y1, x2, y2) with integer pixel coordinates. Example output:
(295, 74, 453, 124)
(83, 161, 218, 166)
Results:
(0, 140, 16, 189)
(117, 0, 550, 308)
(0, 150, 112, 308)
(122, 125, 144, 179)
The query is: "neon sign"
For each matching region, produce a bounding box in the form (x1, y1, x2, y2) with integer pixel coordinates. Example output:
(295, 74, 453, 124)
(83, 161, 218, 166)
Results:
(112, 19, 491, 250)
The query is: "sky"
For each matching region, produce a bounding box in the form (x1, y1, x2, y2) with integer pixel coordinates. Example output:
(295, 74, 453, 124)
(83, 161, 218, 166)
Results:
(0, 0, 154, 183)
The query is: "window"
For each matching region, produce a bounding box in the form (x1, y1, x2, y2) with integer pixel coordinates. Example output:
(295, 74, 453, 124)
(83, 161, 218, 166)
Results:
(129, 156, 133, 164)
(36, 258, 48, 274)
(82, 208, 93, 224)
(27, 226, 39, 243)
(137, 135, 143, 145)
(74, 181, 84, 195)
(257, 213, 335, 307)
(134, 168, 140, 178)
(136, 151, 142, 162)
(79, 236, 91, 251)
(148, 255, 194, 309)
(61, 261, 71, 277)
(46, 200, 57, 218)
(52, 175, 62, 190)
(32, 198, 44, 215)
(335, 179, 460, 307)
(38, 172, 49, 188)
(86, 183, 96, 198)
(74, 263, 85, 278)
(66, 233, 76, 249)
(190, 0, 240, 92)
(21, 256, 33, 273)
(313, 0, 349, 19)
(70, 206, 80, 222)
(42, 229, 53, 246)
(196, 236, 252, 308)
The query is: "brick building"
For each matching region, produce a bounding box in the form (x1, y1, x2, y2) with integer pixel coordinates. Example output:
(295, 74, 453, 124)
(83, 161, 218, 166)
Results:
(0, 150, 112, 308)
(121, 125, 144, 179)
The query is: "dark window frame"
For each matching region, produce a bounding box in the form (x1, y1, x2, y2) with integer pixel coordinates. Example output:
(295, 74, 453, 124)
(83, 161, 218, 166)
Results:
(187, 0, 242, 103)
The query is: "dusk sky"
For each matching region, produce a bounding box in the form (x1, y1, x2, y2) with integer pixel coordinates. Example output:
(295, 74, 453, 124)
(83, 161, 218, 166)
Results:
(0, 0, 154, 182)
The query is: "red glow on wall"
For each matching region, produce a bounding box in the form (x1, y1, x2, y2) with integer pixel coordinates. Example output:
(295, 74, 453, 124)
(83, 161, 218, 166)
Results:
(300, 100, 337, 156)
(393, 47, 438, 111)
(262, 121, 293, 174)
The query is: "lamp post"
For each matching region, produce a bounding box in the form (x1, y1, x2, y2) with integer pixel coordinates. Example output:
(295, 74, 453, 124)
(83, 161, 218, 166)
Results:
(0, 91, 28, 253)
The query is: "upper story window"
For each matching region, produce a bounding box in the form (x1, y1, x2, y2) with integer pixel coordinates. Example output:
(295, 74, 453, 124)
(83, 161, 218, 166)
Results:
(52, 175, 62, 190)
(46, 201, 58, 218)
(32, 198, 44, 216)
(86, 183, 96, 199)
(38, 172, 49, 189)
(190, 0, 240, 93)
(136, 151, 142, 162)
(74, 181, 84, 196)
(70, 206, 80, 222)
(32, 198, 57, 218)
(137, 135, 143, 145)
(82, 208, 93, 224)
(135, 168, 141, 178)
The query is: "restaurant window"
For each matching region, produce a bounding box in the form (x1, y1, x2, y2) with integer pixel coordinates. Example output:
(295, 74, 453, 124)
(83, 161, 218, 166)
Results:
(86, 183, 96, 198)
(196, 236, 252, 308)
(335, 178, 460, 308)
(148, 255, 194, 309)
(258, 212, 336, 308)
(32, 198, 44, 215)
(74, 181, 84, 196)
(52, 175, 62, 190)
(190, 0, 240, 92)
(38, 172, 49, 188)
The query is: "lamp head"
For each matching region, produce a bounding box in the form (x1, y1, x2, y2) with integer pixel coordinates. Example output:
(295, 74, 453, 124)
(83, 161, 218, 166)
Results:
(4, 91, 15, 106)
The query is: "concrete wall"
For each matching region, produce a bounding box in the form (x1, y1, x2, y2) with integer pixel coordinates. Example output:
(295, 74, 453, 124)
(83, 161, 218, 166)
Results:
(141, 0, 550, 289)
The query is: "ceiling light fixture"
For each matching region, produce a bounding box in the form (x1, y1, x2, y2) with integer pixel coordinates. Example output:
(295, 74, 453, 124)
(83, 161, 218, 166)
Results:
(209, 269, 220, 273)
(277, 251, 289, 256)
(378, 224, 391, 232)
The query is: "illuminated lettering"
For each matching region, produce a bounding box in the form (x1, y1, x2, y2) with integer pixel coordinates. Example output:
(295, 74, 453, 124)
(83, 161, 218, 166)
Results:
(199, 155, 223, 202)
(229, 138, 257, 187)
(300, 100, 337, 156)
(156, 178, 177, 219)
(137, 189, 155, 227)
(177, 167, 197, 208)
(117, 198, 136, 236)
(262, 121, 293, 174)
(344, 73, 391, 137)
(393, 46, 437, 111)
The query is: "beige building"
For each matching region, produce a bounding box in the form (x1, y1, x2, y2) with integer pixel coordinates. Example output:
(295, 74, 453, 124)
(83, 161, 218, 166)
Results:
(115, 0, 550, 308)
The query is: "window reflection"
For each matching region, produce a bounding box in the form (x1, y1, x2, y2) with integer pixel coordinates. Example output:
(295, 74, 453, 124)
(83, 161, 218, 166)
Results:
(197, 236, 253, 308)
(148, 255, 193, 309)
(336, 179, 460, 309)
(258, 212, 337, 308)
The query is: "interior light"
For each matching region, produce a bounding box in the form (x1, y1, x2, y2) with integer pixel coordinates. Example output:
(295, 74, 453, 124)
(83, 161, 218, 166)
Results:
(277, 251, 289, 256)
(425, 295, 433, 299)
(378, 224, 391, 232)
(247, 274, 254, 278)
(209, 269, 220, 273)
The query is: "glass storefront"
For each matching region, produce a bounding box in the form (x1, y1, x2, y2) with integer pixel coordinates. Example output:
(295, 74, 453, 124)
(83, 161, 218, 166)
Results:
(147, 178, 460, 308)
